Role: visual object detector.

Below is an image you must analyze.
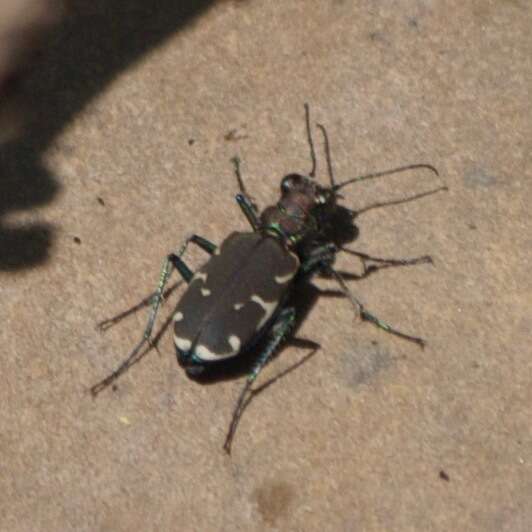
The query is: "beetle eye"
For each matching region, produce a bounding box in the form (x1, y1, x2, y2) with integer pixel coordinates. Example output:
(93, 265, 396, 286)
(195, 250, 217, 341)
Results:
(281, 174, 303, 194)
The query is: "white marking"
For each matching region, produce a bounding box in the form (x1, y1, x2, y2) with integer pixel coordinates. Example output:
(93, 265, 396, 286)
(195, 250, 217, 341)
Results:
(195, 344, 220, 360)
(201, 288, 211, 296)
(173, 311, 184, 322)
(192, 272, 207, 283)
(288, 251, 300, 268)
(233, 303, 244, 311)
(195, 343, 235, 361)
(228, 335, 241, 352)
(174, 336, 192, 352)
(214, 247, 221, 255)
(274, 271, 294, 284)
(195, 335, 242, 362)
(251, 294, 278, 330)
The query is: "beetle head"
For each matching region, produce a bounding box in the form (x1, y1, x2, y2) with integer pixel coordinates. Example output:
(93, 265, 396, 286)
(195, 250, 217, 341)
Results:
(260, 173, 338, 246)
(280, 173, 335, 207)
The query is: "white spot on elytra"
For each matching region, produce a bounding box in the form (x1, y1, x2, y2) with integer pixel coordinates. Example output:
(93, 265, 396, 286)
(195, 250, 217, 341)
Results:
(195, 336, 242, 362)
(274, 271, 294, 284)
(174, 336, 192, 352)
(195, 344, 219, 360)
(251, 294, 277, 330)
(233, 303, 244, 311)
(214, 247, 221, 255)
(196, 343, 235, 361)
(173, 311, 184, 322)
(201, 288, 211, 296)
(229, 335, 241, 352)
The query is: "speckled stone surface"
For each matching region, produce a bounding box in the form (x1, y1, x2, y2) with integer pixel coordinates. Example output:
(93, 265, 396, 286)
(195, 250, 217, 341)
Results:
(1, 1, 531, 530)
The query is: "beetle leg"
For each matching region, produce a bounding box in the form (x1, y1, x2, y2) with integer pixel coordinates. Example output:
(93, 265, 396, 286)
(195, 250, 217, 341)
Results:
(247, 339, 320, 397)
(300, 243, 336, 275)
(340, 248, 433, 277)
(90, 256, 173, 395)
(223, 306, 296, 454)
(176, 233, 217, 258)
(325, 266, 426, 348)
(96, 234, 216, 332)
(235, 194, 261, 231)
(91, 235, 218, 395)
(96, 280, 183, 332)
(167, 233, 218, 284)
(232, 156, 261, 231)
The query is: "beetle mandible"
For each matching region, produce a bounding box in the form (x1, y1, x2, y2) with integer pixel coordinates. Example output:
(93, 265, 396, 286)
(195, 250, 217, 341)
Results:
(91, 104, 444, 453)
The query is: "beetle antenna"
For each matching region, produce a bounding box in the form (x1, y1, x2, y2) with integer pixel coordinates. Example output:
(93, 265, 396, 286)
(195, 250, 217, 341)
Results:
(304, 103, 317, 178)
(332, 163, 439, 192)
(316, 122, 336, 188)
(354, 185, 448, 216)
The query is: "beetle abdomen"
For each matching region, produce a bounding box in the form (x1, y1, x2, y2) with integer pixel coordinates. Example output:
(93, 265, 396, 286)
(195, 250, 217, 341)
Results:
(174, 232, 299, 362)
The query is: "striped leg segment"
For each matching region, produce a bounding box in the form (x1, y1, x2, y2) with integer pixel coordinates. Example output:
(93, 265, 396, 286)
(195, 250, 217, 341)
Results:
(91, 234, 217, 396)
(232, 156, 260, 231)
(223, 306, 296, 454)
(326, 266, 425, 348)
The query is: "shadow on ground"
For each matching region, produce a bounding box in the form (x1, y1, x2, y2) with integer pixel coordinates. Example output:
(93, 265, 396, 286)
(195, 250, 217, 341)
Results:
(0, 0, 215, 271)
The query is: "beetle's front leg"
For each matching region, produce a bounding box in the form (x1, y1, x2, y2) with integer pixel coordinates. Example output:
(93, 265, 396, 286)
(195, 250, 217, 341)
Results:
(231, 156, 261, 231)
(223, 306, 296, 454)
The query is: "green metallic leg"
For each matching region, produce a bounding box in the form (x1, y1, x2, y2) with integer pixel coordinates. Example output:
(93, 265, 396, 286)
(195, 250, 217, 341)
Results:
(91, 255, 176, 396)
(223, 306, 296, 454)
(171, 233, 217, 283)
(232, 156, 261, 231)
(97, 234, 216, 331)
(300, 243, 336, 275)
(326, 266, 425, 348)
(91, 234, 217, 396)
(342, 248, 432, 267)
(340, 248, 433, 277)
(247, 339, 320, 397)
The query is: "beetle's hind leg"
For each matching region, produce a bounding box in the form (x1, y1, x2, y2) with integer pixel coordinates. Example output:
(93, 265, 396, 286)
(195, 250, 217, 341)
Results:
(223, 306, 296, 454)
(91, 234, 217, 396)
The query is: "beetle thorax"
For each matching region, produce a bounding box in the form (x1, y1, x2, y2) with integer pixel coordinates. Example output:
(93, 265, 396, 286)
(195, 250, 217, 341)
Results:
(259, 173, 337, 246)
(260, 191, 317, 245)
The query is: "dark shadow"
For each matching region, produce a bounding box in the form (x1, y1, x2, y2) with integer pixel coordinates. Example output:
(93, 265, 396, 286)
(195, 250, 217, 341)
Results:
(0, 0, 216, 270)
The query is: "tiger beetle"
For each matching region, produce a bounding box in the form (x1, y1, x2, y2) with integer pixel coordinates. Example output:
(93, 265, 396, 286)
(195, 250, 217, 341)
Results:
(91, 104, 445, 453)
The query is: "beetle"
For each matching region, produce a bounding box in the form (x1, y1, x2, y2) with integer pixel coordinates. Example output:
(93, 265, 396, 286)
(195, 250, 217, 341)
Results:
(91, 104, 444, 453)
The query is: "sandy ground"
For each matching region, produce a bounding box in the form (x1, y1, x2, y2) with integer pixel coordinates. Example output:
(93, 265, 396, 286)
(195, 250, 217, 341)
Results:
(1, 1, 531, 530)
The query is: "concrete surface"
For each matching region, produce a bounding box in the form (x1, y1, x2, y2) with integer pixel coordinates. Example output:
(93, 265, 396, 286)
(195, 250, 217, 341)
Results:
(1, 1, 531, 530)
